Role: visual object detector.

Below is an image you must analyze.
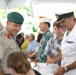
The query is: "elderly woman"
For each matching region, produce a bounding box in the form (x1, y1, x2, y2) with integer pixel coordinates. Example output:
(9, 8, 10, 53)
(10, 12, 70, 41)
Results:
(7, 52, 41, 75)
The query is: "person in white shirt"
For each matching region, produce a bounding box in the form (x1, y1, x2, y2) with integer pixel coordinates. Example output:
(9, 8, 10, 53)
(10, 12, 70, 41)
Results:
(54, 11, 76, 75)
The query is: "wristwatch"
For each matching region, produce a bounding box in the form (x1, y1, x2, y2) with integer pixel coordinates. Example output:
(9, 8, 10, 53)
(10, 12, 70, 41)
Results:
(64, 66, 68, 73)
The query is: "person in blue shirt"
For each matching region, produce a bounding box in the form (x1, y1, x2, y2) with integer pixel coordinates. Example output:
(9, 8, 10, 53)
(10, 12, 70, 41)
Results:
(24, 33, 37, 54)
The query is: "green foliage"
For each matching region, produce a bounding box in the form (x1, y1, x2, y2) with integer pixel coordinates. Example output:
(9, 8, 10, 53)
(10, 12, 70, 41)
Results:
(74, 10, 76, 18)
(32, 24, 38, 32)
(25, 22, 38, 32)
(0, 9, 6, 18)
(0, 6, 31, 19)
(13, 6, 31, 16)
(25, 22, 32, 25)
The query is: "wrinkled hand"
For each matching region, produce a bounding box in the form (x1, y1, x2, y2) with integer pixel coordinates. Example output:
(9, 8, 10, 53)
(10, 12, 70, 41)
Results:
(54, 66, 65, 75)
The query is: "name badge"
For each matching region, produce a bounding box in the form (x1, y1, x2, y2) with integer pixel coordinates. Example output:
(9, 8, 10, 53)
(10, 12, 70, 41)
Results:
(66, 41, 73, 44)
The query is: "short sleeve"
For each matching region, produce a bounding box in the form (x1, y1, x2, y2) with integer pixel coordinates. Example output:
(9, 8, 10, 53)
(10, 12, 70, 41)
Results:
(43, 39, 52, 55)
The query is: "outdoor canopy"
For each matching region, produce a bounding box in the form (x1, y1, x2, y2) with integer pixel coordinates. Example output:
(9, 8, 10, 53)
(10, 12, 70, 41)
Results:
(0, 0, 29, 9)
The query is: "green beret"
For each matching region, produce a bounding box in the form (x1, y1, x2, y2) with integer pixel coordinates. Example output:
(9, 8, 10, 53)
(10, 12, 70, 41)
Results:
(7, 12, 24, 24)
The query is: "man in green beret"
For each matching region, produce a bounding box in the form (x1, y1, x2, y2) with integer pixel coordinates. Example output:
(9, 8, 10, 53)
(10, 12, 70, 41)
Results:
(0, 12, 24, 75)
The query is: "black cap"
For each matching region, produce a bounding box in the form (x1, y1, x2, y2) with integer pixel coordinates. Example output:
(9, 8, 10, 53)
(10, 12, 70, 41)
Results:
(55, 11, 74, 23)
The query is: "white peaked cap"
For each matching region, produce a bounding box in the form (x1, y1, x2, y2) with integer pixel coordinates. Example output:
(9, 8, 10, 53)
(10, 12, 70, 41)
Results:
(39, 16, 51, 23)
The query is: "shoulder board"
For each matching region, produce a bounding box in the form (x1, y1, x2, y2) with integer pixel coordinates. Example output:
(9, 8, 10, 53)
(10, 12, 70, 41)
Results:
(0, 31, 6, 36)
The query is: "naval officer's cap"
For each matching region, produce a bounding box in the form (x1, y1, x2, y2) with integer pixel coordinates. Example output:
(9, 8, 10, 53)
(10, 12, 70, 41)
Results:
(7, 12, 24, 25)
(55, 11, 74, 23)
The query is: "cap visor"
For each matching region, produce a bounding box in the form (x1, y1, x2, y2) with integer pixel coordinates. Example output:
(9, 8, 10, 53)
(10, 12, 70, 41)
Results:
(55, 18, 65, 24)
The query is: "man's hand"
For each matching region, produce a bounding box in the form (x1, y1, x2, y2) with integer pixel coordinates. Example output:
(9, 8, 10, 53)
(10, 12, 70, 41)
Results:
(54, 44, 61, 51)
(54, 66, 65, 75)
(46, 59, 55, 65)
(46, 56, 55, 65)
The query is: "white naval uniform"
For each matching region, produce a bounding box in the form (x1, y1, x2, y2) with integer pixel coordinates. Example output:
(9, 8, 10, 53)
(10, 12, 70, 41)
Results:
(0, 28, 20, 74)
(61, 24, 76, 75)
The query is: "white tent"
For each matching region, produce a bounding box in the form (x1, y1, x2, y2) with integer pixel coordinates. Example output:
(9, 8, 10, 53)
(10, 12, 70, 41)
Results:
(30, 0, 76, 18)
(0, 0, 29, 9)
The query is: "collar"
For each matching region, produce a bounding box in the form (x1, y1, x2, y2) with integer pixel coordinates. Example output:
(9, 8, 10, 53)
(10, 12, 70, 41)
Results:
(30, 40, 36, 44)
(54, 36, 63, 40)
(43, 29, 50, 35)
(3, 28, 12, 39)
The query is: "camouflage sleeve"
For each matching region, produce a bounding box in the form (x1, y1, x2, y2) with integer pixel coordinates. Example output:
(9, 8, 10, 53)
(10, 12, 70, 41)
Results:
(0, 42, 5, 75)
(0, 42, 4, 60)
